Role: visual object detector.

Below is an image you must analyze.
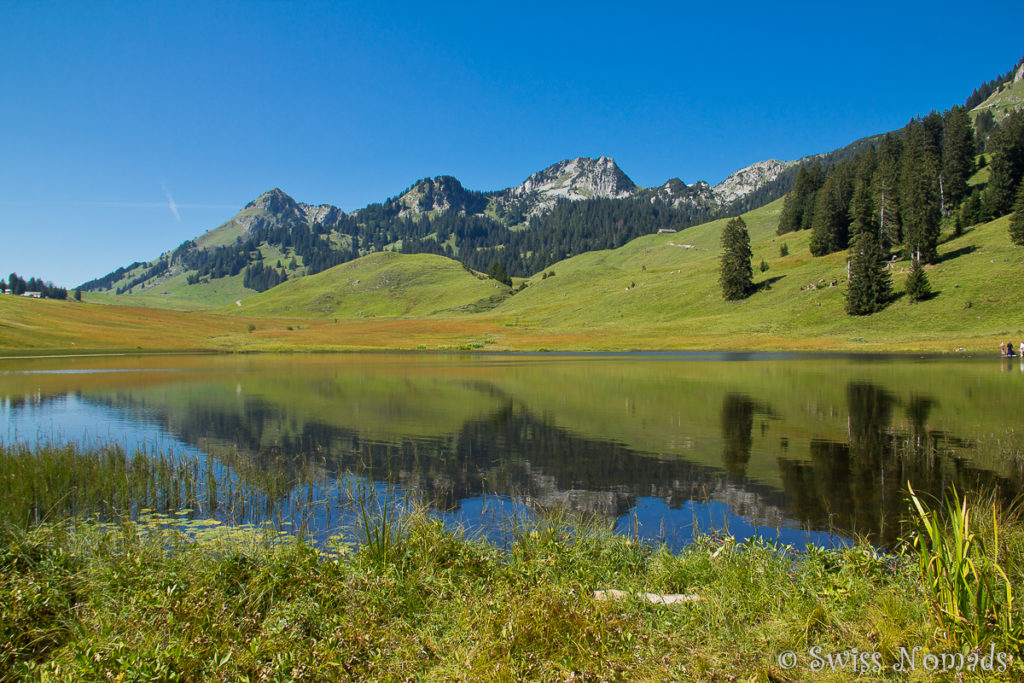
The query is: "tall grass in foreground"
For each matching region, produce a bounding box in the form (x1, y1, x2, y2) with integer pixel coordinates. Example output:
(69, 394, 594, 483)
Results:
(2, 443, 1024, 678)
(0, 442, 212, 527)
(907, 483, 1023, 655)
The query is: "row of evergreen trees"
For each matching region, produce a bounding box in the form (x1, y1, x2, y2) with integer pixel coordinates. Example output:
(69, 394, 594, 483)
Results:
(115, 258, 170, 294)
(772, 105, 1024, 315)
(242, 262, 288, 292)
(2, 273, 68, 299)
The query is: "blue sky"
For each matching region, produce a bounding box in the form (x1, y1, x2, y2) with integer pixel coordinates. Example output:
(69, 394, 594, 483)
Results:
(1, 1, 1021, 288)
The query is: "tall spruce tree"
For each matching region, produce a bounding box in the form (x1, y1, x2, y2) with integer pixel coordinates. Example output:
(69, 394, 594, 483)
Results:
(873, 135, 903, 249)
(974, 110, 997, 154)
(985, 111, 1024, 217)
(845, 230, 892, 315)
(941, 106, 975, 210)
(848, 150, 878, 238)
(905, 256, 932, 302)
(719, 216, 753, 300)
(900, 123, 942, 263)
(1009, 182, 1024, 246)
(487, 260, 512, 286)
(920, 111, 945, 161)
(777, 163, 824, 234)
(809, 162, 854, 255)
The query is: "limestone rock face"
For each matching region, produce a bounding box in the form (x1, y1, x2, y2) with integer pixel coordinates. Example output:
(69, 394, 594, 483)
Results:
(493, 156, 640, 216)
(392, 176, 486, 217)
(244, 188, 301, 216)
(300, 203, 345, 226)
(237, 189, 347, 236)
(711, 159, 794, 205)
(647, 178, 717, 209)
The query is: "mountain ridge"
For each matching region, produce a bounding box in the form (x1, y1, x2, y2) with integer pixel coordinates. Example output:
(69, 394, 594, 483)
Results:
(78, 153, 798, 296)
(77, 54, 1024, 298)
(224, 153, 796, 236)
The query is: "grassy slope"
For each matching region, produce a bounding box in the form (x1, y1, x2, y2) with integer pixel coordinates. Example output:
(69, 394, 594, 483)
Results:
(6, 196, 1024, 353)
(972, 76, 1024, 122)
(232, 251, 511, 319)
(84, 243, 301, 311)
(0, 296, 303, 354)
(485, 197, 1024, 351)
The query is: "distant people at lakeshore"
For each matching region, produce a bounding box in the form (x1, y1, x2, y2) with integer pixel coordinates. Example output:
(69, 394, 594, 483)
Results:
(1002, 341, 1018, 357)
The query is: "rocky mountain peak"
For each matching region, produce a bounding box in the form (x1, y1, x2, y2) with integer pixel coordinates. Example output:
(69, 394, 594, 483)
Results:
(245, 188, 298, 214)
(298, 202, 346, 226)
(392, 175, 486, 217)
(711, 160, 793, 205)
(493, 156, 638, 217)
(514, 156, 636, 199)
(646, 177, 716, 209)
(236, 188, 348, 236)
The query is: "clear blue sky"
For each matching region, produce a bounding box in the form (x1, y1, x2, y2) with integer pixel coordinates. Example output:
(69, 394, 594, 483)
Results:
(1, 1, 1021, 288)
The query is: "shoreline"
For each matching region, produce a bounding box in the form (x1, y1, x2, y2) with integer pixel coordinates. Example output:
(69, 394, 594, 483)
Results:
(0, 344, 996, 361)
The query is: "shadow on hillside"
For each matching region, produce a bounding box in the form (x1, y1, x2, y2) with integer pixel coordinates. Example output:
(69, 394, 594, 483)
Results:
(889, 290, 940, 304)
(755, 276, 784, 293)
(938, 245, 977, 263)
(942, 227, 975, 242)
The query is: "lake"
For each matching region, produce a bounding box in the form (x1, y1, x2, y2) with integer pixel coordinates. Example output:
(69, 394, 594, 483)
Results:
(2, 352, 1022, 549)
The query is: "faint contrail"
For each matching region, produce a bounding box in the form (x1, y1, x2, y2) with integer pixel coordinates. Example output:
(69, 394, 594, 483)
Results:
(0, 200, 239, 209)
(161, 182, 180, 221)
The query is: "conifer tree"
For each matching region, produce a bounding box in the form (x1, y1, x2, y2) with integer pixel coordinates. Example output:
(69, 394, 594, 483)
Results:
(920, 111, 945, 161)
(848, 150, 877, 238)
(941, 106, 975, 210)
(974, 110, 997, 154)
(848, 177, 876, 238)
(719, 217, 753, 300)
(845, 230, 892, 315)
(900, 125, 941, 263)
(905, 256, 931, 302)
(873, 134, 903, 248)
(487, 260, 512, 286)
(1009, 182, 1024, 246)
(777, 163, 824, 234)
(960, 190, 983, 227)
(985, 111, 1024, 217)
(809, 162, 854, 256)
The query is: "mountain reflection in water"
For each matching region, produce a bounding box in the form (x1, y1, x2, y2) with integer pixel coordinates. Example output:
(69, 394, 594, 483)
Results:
(2, 353, 1021, 548)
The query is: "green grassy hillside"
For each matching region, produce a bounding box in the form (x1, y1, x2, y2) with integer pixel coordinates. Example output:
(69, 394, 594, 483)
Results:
(8, 196, 1023, 354)
(82, 243, 304, 311)
(231, 251, 512, 319)
(972, 74, 1024, 122)
(484, 198, 1024, 350)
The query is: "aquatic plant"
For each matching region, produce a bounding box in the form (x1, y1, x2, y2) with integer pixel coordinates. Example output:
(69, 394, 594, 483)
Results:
(907, 483, 1022, 653)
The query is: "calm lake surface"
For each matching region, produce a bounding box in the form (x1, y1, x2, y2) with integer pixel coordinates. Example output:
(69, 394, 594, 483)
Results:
(3, 352, 1023, 549)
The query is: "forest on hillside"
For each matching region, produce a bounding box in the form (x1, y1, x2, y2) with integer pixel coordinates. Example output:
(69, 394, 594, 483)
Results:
(772, 97, 1024, 315)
